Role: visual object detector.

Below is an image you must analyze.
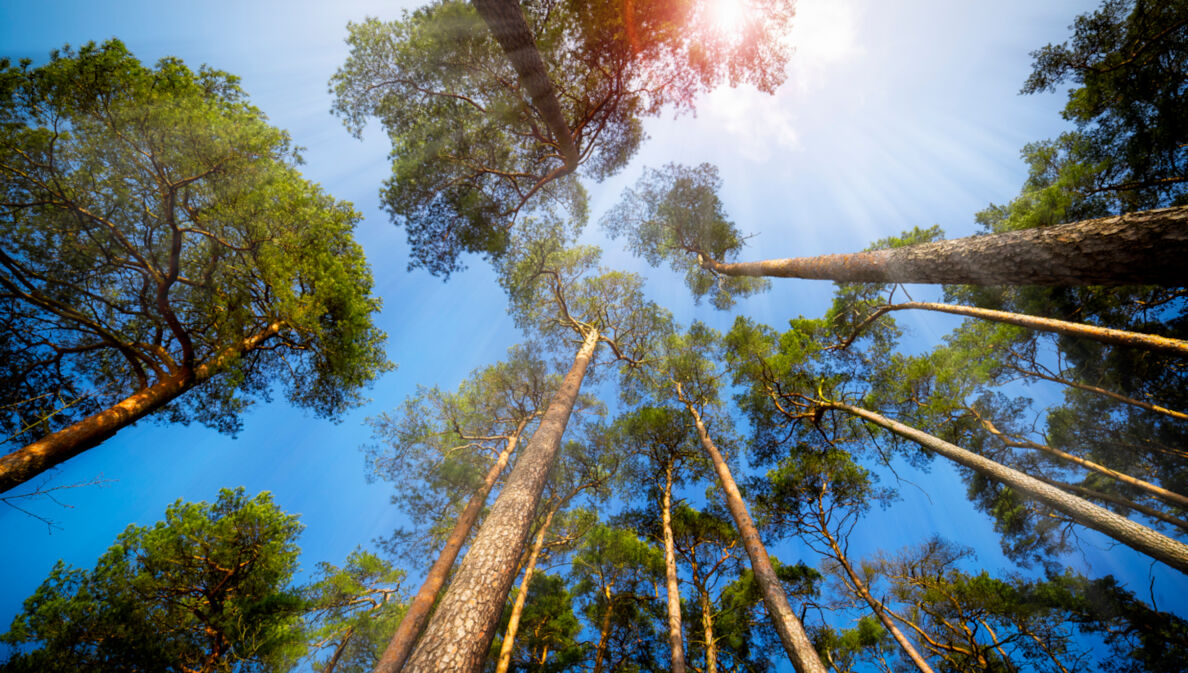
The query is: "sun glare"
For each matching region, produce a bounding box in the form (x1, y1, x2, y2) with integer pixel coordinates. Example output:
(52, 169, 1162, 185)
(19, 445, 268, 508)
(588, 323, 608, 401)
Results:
(709, 0, 747, 41)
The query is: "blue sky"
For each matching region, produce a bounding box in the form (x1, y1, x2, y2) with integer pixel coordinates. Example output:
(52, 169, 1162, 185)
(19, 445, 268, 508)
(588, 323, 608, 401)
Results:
(2, 0, 1184, 665)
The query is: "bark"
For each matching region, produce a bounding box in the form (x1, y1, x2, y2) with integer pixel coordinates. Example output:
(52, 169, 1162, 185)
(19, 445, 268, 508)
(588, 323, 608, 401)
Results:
(1002, 363, 1188, 422)
(402, 329, 599, 673)
(699, 205, 1188, 286)
(819, 523, 935, 673)
(827, 401, 1188, 574)
(839, 301, 1188, 358)
(677, 385, 828, 673)
(661, 461, 688, 673)
(699, 587, 717, 673)
(375, 424, 524, 673)
(469, 0, 579, 171)
(494, 503, 558, 673)
(325, 626, 355, 673)
(0, 323, 281, 494)
(1034, 475, 1188, 534)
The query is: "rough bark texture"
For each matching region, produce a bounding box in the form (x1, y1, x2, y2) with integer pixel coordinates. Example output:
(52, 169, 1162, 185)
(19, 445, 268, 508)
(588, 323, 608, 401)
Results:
(680, 391, 828, 673)
(402, 329, 599, 673)
(703, 206, 1188, 286)
(846, 302, 1188, 358)
(493, 504, 557, 673)
(830, 402, 1188, 574)
(661, 463, 688, 673)
(820, 527, 936, 673)
(374, 428, 523, 673)
(0, 323, 280, 494)
(1034, 475, 1188, 534)
(470, 0, 579, 170)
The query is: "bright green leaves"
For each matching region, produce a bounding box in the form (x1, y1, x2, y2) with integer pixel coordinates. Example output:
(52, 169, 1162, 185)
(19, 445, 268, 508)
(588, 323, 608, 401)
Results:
(605, 163, 770, 309)
(1, 488, 305, 672)
(0, 40, 389, 446)
(302, 550, 407, 673)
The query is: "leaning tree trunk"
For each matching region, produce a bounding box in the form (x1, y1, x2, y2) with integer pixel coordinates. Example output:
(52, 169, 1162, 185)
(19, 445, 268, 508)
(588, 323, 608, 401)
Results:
(494, 502, 560, 673)
(699, 205, 1188, 286)
(1003, 363, 1188, 422)
(661, 461, 688, 673)
(677, 385, 828, 673)
(591, 587, 615, 673)
(402, 329, 599, 673)
(817, 522, 936, 673)
(0, 323, 280, 494)
(839, 301, 1188, 358)
(374, 422, 525, 673)
(826, 401, 1188, 574)
(469, 0, 578, 171)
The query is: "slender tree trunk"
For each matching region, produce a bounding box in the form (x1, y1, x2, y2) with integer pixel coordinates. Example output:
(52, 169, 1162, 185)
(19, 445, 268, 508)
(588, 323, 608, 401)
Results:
(698, 205, 1188, 286)
(402, 329, 599, 673)
(677, 385, 828, 673)
(494, 503, 559, 673)
(375, 423, 525, 673)
(818, 521, 935, 673)
(840, 301, 1188, 358)
(699, 587, 717, 673)
(592, 588, 614, 673)
(325, 626, 355, 673)
(966, 407, 1188, 511)
(0, 323, 280, 494)
(826, 401, 1188, 574)
(1034, 475, 1188, 534)
(1002, 363, 1188, 421)
(469, 0, 578, 171)
(661, 461, 688, 673)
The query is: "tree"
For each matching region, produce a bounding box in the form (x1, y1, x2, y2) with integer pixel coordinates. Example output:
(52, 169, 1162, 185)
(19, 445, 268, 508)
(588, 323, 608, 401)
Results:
(331, 0, 794, 275)
(1, 488, 305, 672)
(366, 345, 562, 673)
(400, 223, 666, 673)
(605, 163, 1188, 289)
(301, 551, 407, 673)
(0, 41, 389, 494)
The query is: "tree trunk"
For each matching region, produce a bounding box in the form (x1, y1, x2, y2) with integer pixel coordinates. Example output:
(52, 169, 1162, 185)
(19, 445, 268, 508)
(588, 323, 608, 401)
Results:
(699, 205, 1188, 286)
(678, 386, 828, 673)
(699, 587, 717, 673)
(661, 461, 688, 673)
(1003, 363, 1188, 421)
(0, 323, 280, 494)
(325, 626, 356, 673)
(591, 587, 614, 673)
(469, 0, 578, 171)
(819, 524, 935, 673)
(494, 503, 559, 673)
(827, 401, 1188, 574)
(375, 424, 525, 673)
(841, 301, 1188, 358)
(402, 329, 599, 673)
(1033, 475, 1188, 534)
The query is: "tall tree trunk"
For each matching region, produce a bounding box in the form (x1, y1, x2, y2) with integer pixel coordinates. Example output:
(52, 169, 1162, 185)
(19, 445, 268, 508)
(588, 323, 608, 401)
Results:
(839, 301, 1188, 358)
(402, 329, 599, 673)
(677, 385, 828, 673)
(469, 0, 578, 171)
(698, 586, 717, 673)
(661, 461, 688, 673)
(966, 407, 1188, 511)
(0, 323, 280, 494)
(1033, 475, 1188, 534)
(324, 626, 356, 673)
(494, 502, 559, 673)
(825, 401, 1188, 574)
(817, 518, 935, 673)
(698, 205, 1188, 286)
(591, 587, 614, 673)
(1002, 363, 1188, 421)
(375, 422, 526, 673)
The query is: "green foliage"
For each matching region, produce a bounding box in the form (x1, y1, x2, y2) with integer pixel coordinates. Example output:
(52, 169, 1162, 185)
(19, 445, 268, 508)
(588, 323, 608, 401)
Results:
(301, 551, 406, 673)
(491, 573, 583, 673)
(1, 488, 305, 672)
(604, 163, 770, 309)
(0, 40, 389, 447)
(332, 0, 794, 275)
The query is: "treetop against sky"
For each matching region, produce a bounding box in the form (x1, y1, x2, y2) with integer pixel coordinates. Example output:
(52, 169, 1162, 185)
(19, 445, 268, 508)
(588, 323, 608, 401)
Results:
(1, 0, 1186, 671)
